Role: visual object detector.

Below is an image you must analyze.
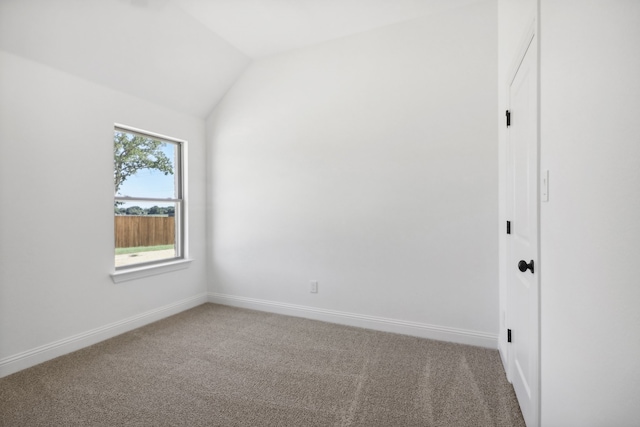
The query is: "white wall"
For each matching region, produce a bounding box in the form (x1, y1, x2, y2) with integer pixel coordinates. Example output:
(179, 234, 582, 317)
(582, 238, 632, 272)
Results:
(0, 0, 250, 118)
(539, 1, 640, 425)
(0, 51, 208, 376)
(207, 1, 499, 346)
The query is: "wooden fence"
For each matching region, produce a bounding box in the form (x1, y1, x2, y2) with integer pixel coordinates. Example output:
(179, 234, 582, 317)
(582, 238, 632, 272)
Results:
(115, 216, 175, 248)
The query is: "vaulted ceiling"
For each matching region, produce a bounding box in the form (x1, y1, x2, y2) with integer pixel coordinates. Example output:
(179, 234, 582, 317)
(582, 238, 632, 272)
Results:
(171, 0, 481, 58)
(0, 0, 481, 117)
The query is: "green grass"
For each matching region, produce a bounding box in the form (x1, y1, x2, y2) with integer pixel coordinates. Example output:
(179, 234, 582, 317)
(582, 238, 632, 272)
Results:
(115, 244, 174, 255)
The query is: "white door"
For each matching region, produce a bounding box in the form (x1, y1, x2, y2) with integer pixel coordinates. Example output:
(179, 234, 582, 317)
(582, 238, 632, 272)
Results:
(506, 33, 539, 427)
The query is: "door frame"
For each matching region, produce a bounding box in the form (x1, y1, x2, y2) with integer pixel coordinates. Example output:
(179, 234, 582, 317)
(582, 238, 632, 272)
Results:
(503, 17, 540, 427)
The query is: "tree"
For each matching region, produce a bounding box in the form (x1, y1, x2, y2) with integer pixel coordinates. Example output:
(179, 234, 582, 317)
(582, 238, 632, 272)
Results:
(125, 206, 145, 215)
(114, 132, 173, 195)
(148, 205, 168, 215)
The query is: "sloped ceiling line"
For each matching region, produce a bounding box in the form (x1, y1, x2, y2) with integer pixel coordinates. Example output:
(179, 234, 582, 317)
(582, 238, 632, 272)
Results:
(0, 0, 481, 118)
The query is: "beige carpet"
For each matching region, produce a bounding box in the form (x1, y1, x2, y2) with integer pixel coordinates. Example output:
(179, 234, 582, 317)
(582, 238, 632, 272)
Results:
(0, 304, 525, 426)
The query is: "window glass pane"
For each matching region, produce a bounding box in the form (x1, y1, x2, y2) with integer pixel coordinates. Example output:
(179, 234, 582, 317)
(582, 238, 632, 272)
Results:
(114, 131, 177, 199)
(115, 201, 179, 268)
(114, 126, 183, 270)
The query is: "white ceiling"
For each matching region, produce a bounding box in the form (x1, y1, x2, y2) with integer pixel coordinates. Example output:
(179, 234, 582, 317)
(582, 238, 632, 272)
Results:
(170, 0, 482, 58)
(0, 0, 482, 117)
(0, 0, 250, 118)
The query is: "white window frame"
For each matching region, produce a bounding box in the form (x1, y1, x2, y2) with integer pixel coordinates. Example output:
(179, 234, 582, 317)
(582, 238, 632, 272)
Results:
(111, 124, 191, 283)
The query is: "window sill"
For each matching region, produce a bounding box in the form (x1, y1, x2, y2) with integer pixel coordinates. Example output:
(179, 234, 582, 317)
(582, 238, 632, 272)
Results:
(111, 258, 193, 283)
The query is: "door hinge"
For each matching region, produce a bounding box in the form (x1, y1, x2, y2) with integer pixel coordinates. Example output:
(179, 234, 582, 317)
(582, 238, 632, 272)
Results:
(507, 221, 511, 235)
(506, 110, 511, 127)
(507, 329, 512, 343)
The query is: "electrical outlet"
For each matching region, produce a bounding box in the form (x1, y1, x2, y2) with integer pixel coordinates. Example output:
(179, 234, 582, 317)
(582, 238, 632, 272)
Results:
(310, 281, 318, 293)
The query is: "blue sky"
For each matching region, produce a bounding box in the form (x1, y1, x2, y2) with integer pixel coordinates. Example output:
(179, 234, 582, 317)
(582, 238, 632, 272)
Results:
(116, 142, 177, 209)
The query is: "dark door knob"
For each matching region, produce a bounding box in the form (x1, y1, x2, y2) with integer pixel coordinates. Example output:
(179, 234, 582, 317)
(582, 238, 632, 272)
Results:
(518, 260, 534, 274)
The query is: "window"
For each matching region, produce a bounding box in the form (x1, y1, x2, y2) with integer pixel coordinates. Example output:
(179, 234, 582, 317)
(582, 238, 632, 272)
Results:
(113, 125, 185, 271)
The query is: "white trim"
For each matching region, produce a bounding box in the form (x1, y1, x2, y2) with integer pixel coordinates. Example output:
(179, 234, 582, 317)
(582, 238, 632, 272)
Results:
(114, 123, 187, 145)
(208, 293, 498, 349)
(181, 136, 189, 260)
(111, 258, 193, 283)
(113, 123, 190, 274)
(0, 293, 208, 378)
(498, 340, 509, 373)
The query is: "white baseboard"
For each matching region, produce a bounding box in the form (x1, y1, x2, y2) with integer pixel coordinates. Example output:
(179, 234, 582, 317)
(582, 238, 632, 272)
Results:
(498, 340, 510, 380)
(1, 292, 498, 379)
(0, 293, 208, 378)
(208, 293, 497, 349)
